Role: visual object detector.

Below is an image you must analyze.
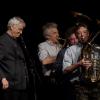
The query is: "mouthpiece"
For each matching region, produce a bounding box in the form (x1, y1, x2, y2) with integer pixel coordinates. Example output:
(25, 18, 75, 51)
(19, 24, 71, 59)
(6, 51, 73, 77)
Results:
(58, 37, 66, 41)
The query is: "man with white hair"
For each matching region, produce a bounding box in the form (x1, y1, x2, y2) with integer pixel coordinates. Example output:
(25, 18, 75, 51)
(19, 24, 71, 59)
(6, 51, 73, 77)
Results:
(0, 16, 29, 100)
(38, 22, 62, 100)
(38, 22, 62, 76)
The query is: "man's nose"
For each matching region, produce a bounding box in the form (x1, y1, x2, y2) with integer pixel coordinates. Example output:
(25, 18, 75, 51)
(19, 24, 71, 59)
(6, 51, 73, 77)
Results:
(81, 33, 85, 38)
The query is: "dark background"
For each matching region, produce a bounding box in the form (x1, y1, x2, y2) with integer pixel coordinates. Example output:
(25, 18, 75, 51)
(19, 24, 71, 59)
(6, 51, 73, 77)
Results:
(0, 0, 100, 55)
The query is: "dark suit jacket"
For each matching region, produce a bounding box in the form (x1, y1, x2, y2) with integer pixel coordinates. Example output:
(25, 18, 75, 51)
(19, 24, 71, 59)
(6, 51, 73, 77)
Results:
(0, 33, 28, 90)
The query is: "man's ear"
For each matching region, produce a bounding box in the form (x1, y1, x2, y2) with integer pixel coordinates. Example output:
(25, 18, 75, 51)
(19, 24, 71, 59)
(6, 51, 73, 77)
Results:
(10, 25, 14, 31)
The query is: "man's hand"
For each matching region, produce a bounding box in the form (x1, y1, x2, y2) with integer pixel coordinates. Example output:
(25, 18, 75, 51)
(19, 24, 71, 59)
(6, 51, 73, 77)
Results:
(1, 78, 9, 89)
(81, 58, 92, 70)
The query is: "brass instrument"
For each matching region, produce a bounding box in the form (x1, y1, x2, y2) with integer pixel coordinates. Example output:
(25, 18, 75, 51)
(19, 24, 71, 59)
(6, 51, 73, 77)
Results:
(83, 44, 100, 82)
(58, 37, 66, 41)
(82, 31, 100, 83)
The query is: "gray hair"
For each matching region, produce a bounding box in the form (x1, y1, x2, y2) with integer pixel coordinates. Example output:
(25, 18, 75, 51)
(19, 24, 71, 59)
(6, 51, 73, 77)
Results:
(7, 16, 26, 28)
(42, 22, 58, 39)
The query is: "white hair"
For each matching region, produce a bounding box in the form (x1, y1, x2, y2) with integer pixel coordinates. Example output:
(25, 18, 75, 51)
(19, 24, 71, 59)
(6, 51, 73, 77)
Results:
(42, 22, 58, 39)
(7, 17, 26, 28)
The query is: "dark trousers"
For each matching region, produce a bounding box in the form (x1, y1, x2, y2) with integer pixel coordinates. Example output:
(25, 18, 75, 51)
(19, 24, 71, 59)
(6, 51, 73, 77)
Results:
(58, 79, 76, 100)
(1, 89, 28, 100)
(42, 76, 76, 100)
(38, 76, 58, 100)
(74, 82, 100, 100)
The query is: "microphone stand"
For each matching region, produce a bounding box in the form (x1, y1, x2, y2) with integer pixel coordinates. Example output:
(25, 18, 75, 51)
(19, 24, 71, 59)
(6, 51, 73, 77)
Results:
(20, 35, 38, 100)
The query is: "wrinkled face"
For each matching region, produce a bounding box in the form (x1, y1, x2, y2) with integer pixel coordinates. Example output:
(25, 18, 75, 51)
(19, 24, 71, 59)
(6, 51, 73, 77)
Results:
(11, 23, 25, 38)
(47, 28, 59, 43)
(76, 26, 89, 43)
(68, 33, 78, 45)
